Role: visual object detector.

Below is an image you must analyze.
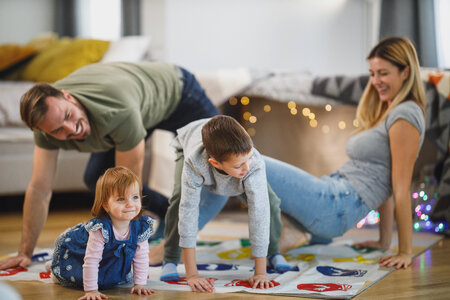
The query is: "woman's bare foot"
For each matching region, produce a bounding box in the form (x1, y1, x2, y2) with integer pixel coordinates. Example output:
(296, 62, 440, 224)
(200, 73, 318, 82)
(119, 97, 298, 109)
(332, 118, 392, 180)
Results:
(149, 240, 165, 266)
(279, 214, 310, 253)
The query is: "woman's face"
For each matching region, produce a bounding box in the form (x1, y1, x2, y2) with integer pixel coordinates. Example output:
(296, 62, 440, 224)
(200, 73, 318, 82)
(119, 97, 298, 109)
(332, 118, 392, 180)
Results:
(369, 57, 409, 105)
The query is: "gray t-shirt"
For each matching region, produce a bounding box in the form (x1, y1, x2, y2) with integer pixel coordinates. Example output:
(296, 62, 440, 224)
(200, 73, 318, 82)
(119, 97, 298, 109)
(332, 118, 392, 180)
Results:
(172, 118, 270, 258)
(337, 101, 425, 210)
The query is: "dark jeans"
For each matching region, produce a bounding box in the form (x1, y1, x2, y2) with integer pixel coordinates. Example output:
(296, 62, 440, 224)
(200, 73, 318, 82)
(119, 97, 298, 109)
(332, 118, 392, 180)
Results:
(83, 67, 220, 231)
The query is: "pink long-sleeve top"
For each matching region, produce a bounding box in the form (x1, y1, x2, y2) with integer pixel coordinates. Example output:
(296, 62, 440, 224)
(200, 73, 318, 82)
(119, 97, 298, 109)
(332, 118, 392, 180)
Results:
(82, 226, 149, 291)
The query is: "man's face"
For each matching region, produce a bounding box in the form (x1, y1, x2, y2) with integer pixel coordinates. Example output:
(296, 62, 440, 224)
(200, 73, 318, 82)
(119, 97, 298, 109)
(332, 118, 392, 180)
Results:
(38, 92, 91, 140)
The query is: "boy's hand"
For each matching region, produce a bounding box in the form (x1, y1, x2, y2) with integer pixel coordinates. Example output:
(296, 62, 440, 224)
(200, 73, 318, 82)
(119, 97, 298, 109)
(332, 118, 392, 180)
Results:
(186, 274, 215, 293)
(248, 274, 274, 289)
(78, 290, 107, 300)
(130, 284, 156, 295)
(379, 253, 412, 269)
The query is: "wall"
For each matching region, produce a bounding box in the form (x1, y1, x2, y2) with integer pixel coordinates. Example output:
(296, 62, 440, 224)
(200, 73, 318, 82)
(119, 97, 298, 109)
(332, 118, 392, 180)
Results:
(0, 0, 54, 44)
(142, 0, 380, 75)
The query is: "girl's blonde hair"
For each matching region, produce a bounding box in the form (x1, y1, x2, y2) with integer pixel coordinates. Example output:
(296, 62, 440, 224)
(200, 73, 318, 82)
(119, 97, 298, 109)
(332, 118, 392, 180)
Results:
(91, 166, 143, 220)
(355, 36, 426, 133)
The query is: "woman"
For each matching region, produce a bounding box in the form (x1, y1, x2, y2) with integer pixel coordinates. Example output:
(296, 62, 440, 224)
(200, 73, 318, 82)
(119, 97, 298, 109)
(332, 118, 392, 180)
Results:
(265, 36, 426, 269)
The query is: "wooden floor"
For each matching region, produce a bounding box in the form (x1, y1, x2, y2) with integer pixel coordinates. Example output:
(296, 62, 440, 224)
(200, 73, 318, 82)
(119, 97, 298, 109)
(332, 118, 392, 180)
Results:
(1, 209, 449, 300)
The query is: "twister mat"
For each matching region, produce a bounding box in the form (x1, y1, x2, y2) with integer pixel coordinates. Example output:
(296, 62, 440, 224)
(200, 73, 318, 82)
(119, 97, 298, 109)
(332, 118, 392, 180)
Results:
(0, 228, 442, 299)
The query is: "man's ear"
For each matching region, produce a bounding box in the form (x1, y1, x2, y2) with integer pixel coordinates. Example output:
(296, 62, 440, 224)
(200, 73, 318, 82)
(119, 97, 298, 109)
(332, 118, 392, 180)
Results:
(61, 89, 74, 103)
(208, 157, 222, 169)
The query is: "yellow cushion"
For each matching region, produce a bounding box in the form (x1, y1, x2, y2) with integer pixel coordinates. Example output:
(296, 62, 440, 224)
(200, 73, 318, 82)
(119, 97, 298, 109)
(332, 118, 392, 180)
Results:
(21, 38, 110, 82)
(0, 44, 37, 72)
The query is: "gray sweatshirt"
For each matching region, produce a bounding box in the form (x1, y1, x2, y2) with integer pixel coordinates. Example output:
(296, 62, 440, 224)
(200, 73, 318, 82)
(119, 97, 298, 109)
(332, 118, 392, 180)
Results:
(171, 118, 270, 257)
(337, 101, 425, 210)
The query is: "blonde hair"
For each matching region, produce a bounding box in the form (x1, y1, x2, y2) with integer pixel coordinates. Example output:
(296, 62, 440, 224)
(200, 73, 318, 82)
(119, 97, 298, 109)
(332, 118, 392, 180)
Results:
(91, 166, 143, 220)
(355, 36, 426, 133)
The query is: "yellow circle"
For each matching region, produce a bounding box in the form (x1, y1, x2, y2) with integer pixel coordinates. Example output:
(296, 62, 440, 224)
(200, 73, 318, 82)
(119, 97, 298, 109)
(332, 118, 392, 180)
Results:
(338, 121, 346, 130)
(264, 105, 271, 112)
(249, 116, 257, 123)
(302, 107, 310, 116)
(288, 101, 296, 109)
(247, 127, 256, 136)
(290, 108, 298, 115)
(325, 104, 332, 111)
(308, 113, 316, 120)
(229, 97, 238, 105)
(241, 96, 250, 105)
(243, 112, 251, 120)
(310, 119, 318, 128)
(353, 119, 359, 127)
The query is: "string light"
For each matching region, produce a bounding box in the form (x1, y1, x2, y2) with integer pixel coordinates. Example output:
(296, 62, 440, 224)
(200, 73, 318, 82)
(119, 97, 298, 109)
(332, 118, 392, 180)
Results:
(309, 119, 318, 128)
(302, 107, 310, 116)
(325, 104, 332, 111)
(338, 121, 346, 130)
(308, 113, 315, 120)
(241, 96, 250, 105)
(288, 101, 296, 109)
(353, 119, 359, 127)
(247, 127, 256, 136)
(249, 116, 257, 123)
(243, 112, 251, 121)
(229, 97, 238, 105)
(264, 105, 271, 112)
(290, 108, 298, 115)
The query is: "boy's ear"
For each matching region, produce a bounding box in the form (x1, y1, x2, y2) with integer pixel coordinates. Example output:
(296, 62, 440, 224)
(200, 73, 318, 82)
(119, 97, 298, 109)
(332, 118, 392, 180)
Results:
(208, 157, 222, 169)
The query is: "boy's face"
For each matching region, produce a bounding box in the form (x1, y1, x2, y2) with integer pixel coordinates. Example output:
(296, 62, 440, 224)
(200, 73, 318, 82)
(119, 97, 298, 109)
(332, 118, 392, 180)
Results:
(208, 149, 253, 178)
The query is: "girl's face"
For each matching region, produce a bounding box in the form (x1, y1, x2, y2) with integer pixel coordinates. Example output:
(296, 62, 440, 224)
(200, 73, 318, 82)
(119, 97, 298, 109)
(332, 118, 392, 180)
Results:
(103, 182, 141, 222)
(369, 56, 409, 105)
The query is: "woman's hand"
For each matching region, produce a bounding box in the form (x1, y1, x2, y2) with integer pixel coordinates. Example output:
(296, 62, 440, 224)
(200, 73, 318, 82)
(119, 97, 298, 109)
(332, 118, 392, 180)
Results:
(248, 274, 275, 289)
(186, 274, 215, 293)
(353, 240, 390, 251)
(379, 253, 412, 269)
(78, 290, 107, 300)
(130, 284, 156, 295)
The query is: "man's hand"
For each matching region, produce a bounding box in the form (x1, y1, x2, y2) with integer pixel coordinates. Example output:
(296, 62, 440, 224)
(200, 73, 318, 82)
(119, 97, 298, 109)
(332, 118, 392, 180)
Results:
(0, 253, 31, 270)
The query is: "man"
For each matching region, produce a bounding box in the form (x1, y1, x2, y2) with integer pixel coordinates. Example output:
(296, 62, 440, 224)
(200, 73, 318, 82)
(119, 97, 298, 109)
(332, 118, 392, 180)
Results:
(0, 61, 220, 270)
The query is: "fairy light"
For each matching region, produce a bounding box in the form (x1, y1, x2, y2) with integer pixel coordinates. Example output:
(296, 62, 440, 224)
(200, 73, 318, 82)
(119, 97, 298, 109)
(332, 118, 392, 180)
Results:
(247, 127, 256, 136)
(229, 97, 238, 105)
(241, 96, 250, 105)
(308, 113, 316, 120)
(290, 108, 298, 115)
(243, 112, 251, 121)
(288, 101, 296, 109)
(321, 125, 330, 134)
(353, 119, 359, 127)
(309, 119, 318, 128)
(264, 105, 271, 112)
(338, 121, 346, 130)
(302, 107, 310, 116)
(249, 116, 257, 123)
(325, 104, 332, 111)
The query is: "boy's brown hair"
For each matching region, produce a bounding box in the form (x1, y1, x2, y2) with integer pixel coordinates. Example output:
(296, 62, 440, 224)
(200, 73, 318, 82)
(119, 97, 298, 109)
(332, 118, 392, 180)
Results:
(201, 115, 253, 162)
(91, 166, 143, 220)
(20, 83, 65, 130)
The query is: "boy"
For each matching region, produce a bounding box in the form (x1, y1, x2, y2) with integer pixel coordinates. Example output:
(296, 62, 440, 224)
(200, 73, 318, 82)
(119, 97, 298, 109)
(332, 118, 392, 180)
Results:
(161, 115, 292, 292)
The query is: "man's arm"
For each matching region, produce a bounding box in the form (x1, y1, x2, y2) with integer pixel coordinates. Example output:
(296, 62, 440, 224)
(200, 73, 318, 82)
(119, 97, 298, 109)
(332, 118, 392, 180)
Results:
(115, 140, 146, 180)
(0, 145, 58, 269)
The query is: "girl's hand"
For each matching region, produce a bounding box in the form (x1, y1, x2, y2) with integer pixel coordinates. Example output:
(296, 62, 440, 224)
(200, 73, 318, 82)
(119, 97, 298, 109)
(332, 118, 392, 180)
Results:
(78, 290, 107, 300)
(248, 274, 274, 289)
(379, 253, 412, 269)
(186, 274, 215, 293)
(130, 284, 156, 295)
(353, 240, 389, 251)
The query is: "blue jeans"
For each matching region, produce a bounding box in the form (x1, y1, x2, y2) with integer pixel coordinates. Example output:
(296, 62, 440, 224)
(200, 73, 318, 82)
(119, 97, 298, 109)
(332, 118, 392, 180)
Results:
(263, 156, 370, 239)
(83, 66, 220, 230)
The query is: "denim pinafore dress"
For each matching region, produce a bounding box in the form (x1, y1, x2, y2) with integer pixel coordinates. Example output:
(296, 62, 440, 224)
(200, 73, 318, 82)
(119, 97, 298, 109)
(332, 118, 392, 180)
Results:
(50, 216, 154, 289)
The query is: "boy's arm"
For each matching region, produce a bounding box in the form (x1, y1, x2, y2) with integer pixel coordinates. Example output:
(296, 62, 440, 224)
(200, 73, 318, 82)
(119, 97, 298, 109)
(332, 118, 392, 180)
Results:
(248, 257, 274, 289)
(182, 248, 214, 293)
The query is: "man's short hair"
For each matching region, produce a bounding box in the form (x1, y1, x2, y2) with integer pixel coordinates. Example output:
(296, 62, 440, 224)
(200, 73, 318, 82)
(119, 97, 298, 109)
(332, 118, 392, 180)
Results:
(20, 83, 64, 130)
(201, 115, 253, 162)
